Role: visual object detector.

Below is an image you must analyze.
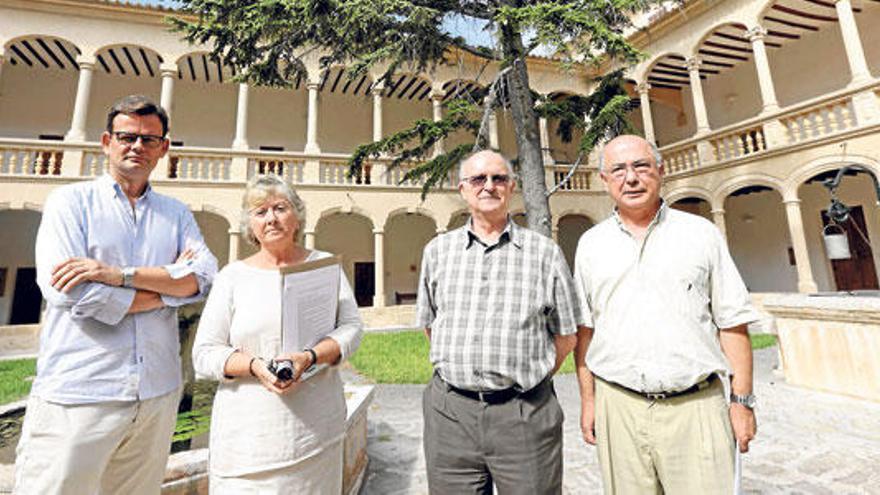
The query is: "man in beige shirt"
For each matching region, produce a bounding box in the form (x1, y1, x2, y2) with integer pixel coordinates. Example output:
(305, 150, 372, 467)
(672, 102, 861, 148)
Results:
(573, 135, 758, 494)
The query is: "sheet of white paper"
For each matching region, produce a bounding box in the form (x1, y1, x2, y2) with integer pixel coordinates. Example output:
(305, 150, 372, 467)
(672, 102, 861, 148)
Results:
(280, 258, 340, 355)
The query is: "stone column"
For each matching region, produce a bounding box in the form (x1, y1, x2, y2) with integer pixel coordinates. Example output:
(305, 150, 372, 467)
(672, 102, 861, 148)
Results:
(835, 0, 872, 85)
(233, 83, 250, 150)
(228, 230, 241, 262)
(637, 83, 655, 144)
(539, 117, 555, 165)
(305, 81, 321, 154)
(783, 198, 819, 293)
(304, 230, 316, 250)
(686, 57, 711, 135)
(372, 83, 384, 143)
(65, 56, 96, 142)
(159, 63, 176, 117)
(373, 229, 385, 307)
(746, 27, 779, 113)
(711, 208, 728, 239)
(431, 91, 444, 156)
(488, 110, 500, 149)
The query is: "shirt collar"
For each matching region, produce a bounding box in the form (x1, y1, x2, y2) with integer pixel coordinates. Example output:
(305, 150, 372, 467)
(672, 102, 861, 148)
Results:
(100, 173, 152, 203)
(612, 200, 668, 236)
(464, 216, 522, 250)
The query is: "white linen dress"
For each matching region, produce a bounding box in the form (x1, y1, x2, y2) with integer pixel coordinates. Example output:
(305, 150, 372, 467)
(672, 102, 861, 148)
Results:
(192, 250, 363, 493)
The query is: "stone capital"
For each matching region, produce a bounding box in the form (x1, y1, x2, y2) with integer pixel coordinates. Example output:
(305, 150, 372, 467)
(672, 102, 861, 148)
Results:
(160, 62, 178, 78)
(306, 81, 321, 91)
(430, 90, 445, 102)
(685, 56, 702, 72)
(76, 54, 97, 70)
(370, 80, 385, 96)
(746, 26, 768, 43)
(636, 82, 652, 95)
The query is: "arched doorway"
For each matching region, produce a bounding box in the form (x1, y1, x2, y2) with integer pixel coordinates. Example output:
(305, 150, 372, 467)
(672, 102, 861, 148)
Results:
(0, 209, 42, 324)
(315, 212, 374, 306)
(384, 213, 436, 305)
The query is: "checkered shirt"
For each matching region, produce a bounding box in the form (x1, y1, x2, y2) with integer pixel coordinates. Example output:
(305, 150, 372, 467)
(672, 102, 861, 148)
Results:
(416, 220, 582, 392)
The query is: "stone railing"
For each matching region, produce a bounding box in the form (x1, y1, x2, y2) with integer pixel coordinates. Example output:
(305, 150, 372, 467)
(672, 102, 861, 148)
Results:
(246, 154, 305, 183)
(168, 149, 233, 182)
(550, 164, 592, 191)
(661, 143, 700, 174)
(709, 125, 766, 162)
(0, 139, 70, 177)
(660, 78, 880, 177)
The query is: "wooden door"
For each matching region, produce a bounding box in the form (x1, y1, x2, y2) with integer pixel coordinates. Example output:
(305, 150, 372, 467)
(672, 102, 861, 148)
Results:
(822, 206, 879, 291)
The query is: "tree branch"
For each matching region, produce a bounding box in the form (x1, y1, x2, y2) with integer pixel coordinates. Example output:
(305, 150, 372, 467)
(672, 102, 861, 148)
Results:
(546, 151, 585, 196)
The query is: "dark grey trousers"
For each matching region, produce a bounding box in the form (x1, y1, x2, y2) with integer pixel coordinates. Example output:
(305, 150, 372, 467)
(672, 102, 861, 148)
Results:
(422, 374, 564, 495)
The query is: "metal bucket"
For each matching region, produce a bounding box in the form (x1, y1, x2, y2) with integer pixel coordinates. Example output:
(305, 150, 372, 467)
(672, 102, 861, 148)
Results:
(823, 224, 851, 260)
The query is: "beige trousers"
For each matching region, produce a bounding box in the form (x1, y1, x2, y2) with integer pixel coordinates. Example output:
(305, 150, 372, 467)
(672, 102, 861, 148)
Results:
(14, 390, 180, 495)
(595, 378, 734, 495)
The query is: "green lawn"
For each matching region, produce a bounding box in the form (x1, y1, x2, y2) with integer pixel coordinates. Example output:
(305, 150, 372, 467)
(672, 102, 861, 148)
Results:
(0, 359, 36, 405)
(350, 330, 778, 384)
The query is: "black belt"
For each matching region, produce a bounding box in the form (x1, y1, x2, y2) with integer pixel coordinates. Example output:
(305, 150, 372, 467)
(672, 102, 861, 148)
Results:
(445, 376, 551, 405)
(605, 374, 717, 401)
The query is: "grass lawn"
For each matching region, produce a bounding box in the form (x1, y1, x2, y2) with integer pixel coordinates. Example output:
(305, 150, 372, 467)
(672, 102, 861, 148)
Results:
(350, 330, 778, 384)
(0, 359, 36, 405)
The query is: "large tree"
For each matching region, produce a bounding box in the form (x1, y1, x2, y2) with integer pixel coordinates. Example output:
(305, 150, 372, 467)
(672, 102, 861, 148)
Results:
(173, 0, 662, 236)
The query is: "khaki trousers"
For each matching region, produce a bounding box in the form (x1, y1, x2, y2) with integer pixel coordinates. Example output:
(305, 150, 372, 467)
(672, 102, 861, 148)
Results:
(14, 390, 180, 495)
(595, 378, 734, 495)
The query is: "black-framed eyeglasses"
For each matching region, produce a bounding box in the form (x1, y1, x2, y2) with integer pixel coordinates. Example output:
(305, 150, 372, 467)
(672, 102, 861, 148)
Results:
(461, 174, 512, 188)
(111, 131, 166, 149)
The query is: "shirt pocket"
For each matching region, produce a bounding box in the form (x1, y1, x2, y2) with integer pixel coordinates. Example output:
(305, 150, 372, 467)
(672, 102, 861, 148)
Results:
(678, 264, 710, 324)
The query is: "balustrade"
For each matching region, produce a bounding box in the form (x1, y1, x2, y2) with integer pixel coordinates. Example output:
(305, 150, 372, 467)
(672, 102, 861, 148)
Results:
(167, 152, 232, 181)
(661, 145, 700, 175)
(552, 165, 591, 191)
(246, 156, 304, 183)
(780, 98, 856, 145)
(710, 126, 766, 162)
(0, 145, 65, 176)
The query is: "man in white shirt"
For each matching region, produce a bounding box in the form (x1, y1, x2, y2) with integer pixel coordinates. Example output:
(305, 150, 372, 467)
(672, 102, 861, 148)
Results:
(14, 95, 217, 494)
(573, 135, 758, 494)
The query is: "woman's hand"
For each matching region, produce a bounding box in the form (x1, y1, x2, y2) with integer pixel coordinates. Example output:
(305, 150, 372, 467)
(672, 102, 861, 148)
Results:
(251, 357, 295, 394)
(274, 351, 315, 382)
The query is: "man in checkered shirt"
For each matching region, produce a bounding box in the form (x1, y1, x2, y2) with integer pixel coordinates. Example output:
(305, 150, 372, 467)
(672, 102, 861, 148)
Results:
(416, 150, 581, 494)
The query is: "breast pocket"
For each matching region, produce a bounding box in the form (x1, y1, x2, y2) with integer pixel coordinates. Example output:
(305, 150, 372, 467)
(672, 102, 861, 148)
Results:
(678, 265, 710, 324)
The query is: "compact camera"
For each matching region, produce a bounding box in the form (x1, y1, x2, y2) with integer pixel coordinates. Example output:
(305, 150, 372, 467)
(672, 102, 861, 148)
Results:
(267, 359, 294, 381)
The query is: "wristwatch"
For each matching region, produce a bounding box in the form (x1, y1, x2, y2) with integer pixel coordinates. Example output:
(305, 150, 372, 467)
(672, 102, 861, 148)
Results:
(121, 267, 136, 288)
(730, 393, 756, 410)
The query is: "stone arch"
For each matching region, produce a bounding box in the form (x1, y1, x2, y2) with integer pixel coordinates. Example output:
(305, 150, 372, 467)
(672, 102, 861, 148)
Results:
(92, 43, 164, 77)
(447, 209, 471, 230)
(314, 205, 376, 231)
(639, 52, 697, 146)
(555, 212, 596, 270)
(665, 186, 713, 206)
(0, 35, 83, 139)
(384, 206, 438, 229)
(383, 72, 434, 140)
(713, 174, 784, 206)
(314, 209, 376, 306)
(175, 51, 236, 84)
(384, 210, 437, 305)
(3, 35, 82, 71)
(783, 154, 880, 201)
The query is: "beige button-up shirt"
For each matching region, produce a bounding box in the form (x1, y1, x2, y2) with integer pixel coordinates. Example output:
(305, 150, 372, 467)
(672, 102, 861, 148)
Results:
(574, 203, 759, 393)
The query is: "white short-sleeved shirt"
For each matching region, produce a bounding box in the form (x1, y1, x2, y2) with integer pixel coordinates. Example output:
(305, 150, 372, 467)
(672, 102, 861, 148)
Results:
(574, 204, 759, 393)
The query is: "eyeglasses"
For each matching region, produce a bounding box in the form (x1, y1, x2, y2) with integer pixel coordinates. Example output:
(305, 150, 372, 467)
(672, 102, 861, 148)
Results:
(605, 160, 655, 181)
(111, 131, 166, 149)
(461, 174, 513, 188)
(250, 202, 292, 219)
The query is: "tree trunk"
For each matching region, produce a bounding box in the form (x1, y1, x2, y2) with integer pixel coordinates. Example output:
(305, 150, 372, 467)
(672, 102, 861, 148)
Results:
(499, 21, 552, 237)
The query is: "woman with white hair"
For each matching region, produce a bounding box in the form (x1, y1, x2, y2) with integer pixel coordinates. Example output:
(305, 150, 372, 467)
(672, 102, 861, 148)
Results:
(193, 174, 362, 493)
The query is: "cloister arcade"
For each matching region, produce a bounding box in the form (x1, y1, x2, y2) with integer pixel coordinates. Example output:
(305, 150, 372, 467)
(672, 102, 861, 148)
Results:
(2, 0, 880, 327)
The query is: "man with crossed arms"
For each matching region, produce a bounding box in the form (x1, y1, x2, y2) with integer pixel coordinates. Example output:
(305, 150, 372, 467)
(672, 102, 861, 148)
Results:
(574, 135, 758, 494)
(15, 95, 217, 494)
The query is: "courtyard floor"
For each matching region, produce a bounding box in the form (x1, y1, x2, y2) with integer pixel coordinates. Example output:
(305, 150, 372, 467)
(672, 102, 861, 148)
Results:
(355, 347, 880, 494)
